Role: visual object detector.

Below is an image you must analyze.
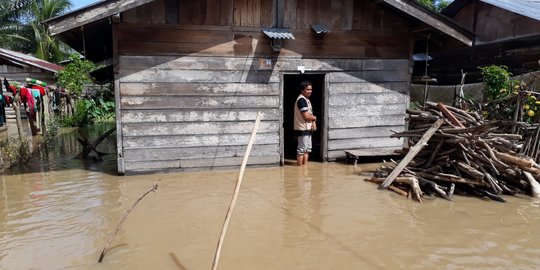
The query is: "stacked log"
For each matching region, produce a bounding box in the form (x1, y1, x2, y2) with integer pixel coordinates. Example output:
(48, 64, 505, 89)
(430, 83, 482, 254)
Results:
(369, 102, 540, 202)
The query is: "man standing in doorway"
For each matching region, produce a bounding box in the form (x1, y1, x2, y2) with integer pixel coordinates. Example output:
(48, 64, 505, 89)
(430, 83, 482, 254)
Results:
(294, 81, 317, 166)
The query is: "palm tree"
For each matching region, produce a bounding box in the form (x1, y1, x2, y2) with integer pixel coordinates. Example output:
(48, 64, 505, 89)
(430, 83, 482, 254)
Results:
(0, 0, 33, 52)
(29, 0, 73, 62)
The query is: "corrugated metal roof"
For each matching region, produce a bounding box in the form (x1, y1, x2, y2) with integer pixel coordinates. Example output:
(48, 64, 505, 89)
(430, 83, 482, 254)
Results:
(311, 24, 331, 34)
(0, 48, 64, 73)
(481, 0, 540, 21)
(262, 28, 295, 40)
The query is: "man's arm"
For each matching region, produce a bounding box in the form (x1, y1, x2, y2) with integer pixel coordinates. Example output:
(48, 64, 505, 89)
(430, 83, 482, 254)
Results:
(301, 111, 316, 122)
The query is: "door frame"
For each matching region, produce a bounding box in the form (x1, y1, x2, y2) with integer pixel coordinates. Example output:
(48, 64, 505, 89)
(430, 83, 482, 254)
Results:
(279, 72, 328, 164)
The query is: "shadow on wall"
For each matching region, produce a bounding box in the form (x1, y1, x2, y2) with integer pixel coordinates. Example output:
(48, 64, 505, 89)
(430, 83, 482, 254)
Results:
(410, 70, 540, 105)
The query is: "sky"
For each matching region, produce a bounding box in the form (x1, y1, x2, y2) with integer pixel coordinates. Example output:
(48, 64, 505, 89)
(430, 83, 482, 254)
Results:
(70, 0, 100, 11)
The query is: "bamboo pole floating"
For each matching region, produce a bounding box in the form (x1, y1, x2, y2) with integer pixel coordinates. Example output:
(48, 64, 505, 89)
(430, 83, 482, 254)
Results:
(211, 113, 261, 270)
(98, 183, 158, 263)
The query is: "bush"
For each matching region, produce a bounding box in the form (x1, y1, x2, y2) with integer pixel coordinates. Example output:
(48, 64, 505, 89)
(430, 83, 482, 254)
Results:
(0, 136, 32, 169)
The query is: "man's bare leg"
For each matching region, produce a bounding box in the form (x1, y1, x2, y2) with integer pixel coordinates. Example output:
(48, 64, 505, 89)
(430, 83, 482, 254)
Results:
(303, 153, 309, 165)
(297, 154, 304, 166)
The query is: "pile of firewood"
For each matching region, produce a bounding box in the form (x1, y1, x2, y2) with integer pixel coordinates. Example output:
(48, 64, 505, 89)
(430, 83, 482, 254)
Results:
(367, 102, 540, 203)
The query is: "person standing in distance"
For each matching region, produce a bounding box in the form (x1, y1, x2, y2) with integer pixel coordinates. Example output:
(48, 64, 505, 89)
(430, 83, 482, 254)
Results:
(293, 81, 317, 166)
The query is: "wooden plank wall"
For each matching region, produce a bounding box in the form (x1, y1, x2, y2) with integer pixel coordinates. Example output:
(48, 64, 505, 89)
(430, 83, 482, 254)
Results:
(117, 0, 411, 172)
(451, 2, 540, 44)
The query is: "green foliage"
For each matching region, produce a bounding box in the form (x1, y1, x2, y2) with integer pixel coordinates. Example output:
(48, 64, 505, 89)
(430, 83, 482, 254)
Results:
(0, 0, 72, 61)
(29, 0, 72, 62)
(56, 54, 96, 95)
(43, 118, 59, 144)
(479, 65, 520, 121)
(416, 0, 451, 12)
(58, 98, 115, 127)
(479, 65, 516, 101)
(0, 136, 32, 169)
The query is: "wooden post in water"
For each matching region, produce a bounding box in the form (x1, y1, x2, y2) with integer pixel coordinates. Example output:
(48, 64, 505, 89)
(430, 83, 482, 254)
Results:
(211, 113, 261, 270)
(12, 91, 24, 140)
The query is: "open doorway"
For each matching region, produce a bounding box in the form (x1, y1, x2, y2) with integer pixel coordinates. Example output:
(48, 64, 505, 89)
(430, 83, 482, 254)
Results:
(283, 74, 325, 162)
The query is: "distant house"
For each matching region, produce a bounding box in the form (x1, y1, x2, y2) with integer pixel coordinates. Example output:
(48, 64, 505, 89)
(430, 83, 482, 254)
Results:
(0, 48, 63, 86)
(413, 0, 540, 85)
(45, 0, 473, 174)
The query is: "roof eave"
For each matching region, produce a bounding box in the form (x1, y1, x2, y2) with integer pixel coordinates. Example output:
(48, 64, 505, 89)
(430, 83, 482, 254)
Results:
(44, 0, 154, 36)
(382, 0, 474, 46)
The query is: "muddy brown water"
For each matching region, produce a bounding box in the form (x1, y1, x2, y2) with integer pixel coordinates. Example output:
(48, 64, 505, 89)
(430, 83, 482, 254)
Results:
(1, 126, 540, 270)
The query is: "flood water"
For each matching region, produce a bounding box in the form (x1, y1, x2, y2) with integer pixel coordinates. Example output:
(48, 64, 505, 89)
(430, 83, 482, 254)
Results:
(1, 126, 540, 270)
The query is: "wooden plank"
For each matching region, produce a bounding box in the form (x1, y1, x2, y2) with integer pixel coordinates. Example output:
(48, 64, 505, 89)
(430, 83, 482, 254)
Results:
(48, 0, 155, 35)
(123, 154, 280, 172)
(118, 40, 266, 57)
(329, 92, 409, 106)
(219, 0, 231, 25)
(121, 108, 280, 123)
(119, 82, 279, 96)
(120, 95, 279, 109)
(295, 0, 307, 28)
(112, 23, 124, 175)
(124, 144, 279, 161)
(150, 0, 165, 24)
(328, 147, 400, 160)
(317, 0, 332, 27)
(329, 104, 406, 117)
(276, 0, 284, 27)
(136, 3, 151, 23)
(118, 69, 279, 83)
(164, 0, 178, 24)
(329, 114, 406, 129)
(327, 70, 409, 83)
(207, 0, 222, 25)
(330, 0, 342, 29)
(119, 56, 395, 72)
(381, 0, 472, 46)
(121, 121, 279, 136)
(379, 118, 444, 189)
(328, 136, 403, 151)
(123, 133, 279, 148)
(122, 8, 138, 23)
(328, 126, 404, 140)
(259, 0, 273, 27)
(341, 0, 353, 30)
(328, 82, 409, 94)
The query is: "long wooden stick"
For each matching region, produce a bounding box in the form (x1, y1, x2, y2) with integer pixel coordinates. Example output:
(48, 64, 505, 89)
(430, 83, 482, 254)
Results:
(98, 183, 158, 263)
(211, 113, 261, 270)
(379, 118, 444, 189)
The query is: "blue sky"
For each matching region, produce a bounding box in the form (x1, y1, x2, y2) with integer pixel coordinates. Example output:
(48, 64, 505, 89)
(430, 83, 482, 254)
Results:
(70, 0, 100, 11)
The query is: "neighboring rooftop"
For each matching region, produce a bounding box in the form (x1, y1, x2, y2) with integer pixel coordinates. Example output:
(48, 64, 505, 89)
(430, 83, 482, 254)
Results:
(0, 48, 64, 73)
(443, 0, 540, 21)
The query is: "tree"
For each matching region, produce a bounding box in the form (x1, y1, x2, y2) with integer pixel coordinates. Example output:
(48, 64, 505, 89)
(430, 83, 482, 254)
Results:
(56, 54, 96, 95)
(29, 0, 72, 62)
(0, 0, 33, 52)
(417, 0, 451, 12)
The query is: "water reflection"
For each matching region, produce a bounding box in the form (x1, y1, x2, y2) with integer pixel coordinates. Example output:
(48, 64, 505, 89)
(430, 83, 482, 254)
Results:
(0, 127, 540, 269)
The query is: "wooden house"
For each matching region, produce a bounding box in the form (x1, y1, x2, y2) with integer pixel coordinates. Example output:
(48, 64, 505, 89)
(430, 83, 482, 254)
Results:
(413, 0, 540, 85)
(0, 48, 63, 86)
(45, 0, 473, 174)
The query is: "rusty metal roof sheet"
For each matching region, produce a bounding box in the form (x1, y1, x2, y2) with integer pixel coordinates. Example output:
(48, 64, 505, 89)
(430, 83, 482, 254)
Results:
(481, 0, 540, 21)
(262, 28, 295, 40)
(311, 24, 331, 34)
(0, 48, 63, 73)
